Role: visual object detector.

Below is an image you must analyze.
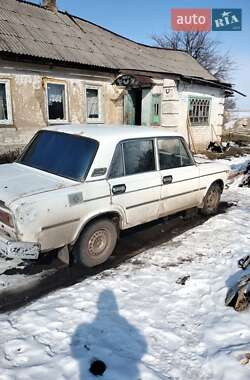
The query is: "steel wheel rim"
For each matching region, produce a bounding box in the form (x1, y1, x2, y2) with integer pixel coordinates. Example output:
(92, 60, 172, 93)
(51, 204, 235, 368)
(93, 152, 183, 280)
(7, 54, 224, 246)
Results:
(88, 229, 109, 257)
(206, 189, 219, 210)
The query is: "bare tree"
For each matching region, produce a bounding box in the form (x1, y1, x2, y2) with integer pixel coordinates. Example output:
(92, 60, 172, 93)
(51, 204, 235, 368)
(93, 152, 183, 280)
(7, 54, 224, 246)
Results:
(152, 32, 234, 82)
(223, 98, 237, 123)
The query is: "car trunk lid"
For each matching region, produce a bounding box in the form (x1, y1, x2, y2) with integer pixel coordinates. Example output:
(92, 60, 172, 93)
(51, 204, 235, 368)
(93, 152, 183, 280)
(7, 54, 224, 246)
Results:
(0, 163, 77, 207)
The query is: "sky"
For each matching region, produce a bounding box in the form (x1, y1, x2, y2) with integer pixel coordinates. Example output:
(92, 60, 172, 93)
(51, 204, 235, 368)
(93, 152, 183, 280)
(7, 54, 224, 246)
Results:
(32, 0, 250, 109)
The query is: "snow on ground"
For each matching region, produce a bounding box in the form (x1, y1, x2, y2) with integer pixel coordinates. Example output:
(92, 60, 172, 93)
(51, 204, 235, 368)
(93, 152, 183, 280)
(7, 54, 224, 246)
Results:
(219, 156, 250, 173)
(0, 257, 57, 290)
(0, 159, 250, 380)
(195, 154, 249, 173)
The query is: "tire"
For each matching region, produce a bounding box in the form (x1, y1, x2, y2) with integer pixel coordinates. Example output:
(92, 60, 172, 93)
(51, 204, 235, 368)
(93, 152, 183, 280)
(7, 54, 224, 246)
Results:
(201, 183, 221, 216)
(74, 219, 118, 267)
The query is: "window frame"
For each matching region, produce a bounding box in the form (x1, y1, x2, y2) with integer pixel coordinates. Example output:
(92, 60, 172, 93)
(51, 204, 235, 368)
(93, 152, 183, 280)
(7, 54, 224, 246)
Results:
(108, 138, 157, 179)
(151, 93, 162, 126)
(188, 96, 211, 126)
(0, 79, 13, 125)
(108, 136, 196, 179)
(156, 136, 196, 170)
(85, 84, 104, 124)
(108, 143, 125, 179)
(45, 81, 69, 124)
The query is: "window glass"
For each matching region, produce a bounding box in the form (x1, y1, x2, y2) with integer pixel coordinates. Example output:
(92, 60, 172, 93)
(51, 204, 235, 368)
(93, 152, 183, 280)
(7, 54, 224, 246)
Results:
(123, 139, 155, 175)
(188, 97, 210, 126)
(86, 89, 99, 119)
(0, 83, 8, 120)
(47, 83, 66, 120)
(151, 94, 161, 125)
(19, 131, 98, 180)
(158, 138, 193, 170)
(109, 144, 124, 178)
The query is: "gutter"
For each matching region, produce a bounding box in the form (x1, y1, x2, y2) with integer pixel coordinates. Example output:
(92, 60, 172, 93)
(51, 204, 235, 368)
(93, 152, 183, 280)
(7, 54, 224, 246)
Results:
(180, 75, 246, 97)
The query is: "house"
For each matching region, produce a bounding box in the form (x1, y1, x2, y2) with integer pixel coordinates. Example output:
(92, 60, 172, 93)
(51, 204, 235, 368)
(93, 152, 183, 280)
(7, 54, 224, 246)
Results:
(0, 0, 241, 154)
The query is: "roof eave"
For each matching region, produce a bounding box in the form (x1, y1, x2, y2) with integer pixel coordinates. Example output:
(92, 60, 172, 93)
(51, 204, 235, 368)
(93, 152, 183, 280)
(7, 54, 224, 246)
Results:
(180, 75, 246, 97)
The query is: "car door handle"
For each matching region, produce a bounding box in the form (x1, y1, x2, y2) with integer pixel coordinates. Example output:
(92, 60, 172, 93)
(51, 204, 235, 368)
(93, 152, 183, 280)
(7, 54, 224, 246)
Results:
(112, 184, 126, 195)
(162, 175, 173, 185)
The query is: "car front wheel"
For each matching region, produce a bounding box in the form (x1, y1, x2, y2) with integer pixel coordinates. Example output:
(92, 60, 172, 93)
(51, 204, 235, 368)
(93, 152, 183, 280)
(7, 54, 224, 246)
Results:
(201, 183, 221, 216)
(74, 219, 118, 267)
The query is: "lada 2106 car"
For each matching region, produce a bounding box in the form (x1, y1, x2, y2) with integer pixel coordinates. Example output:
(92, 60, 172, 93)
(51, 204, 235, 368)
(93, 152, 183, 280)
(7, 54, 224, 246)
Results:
(0, 125, 229, 267)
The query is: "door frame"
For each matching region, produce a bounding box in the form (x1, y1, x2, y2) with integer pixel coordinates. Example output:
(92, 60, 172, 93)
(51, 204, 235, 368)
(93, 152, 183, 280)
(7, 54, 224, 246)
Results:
(107, 137, 161, 227)
(124, 88, 143, 126)
(155, 136, 201, 216)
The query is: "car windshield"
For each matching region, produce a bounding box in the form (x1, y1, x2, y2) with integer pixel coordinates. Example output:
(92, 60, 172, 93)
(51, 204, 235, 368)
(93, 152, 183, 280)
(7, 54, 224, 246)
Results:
(19, 130, 98, 181)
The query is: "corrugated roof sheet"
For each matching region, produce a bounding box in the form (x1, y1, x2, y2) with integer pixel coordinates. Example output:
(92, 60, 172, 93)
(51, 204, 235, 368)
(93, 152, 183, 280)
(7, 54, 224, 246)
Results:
(0, 0, 217, 81)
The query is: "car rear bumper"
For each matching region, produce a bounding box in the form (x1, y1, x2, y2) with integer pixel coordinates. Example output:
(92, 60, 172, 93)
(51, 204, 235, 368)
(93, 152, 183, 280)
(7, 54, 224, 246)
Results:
(0, 233, 40, 260)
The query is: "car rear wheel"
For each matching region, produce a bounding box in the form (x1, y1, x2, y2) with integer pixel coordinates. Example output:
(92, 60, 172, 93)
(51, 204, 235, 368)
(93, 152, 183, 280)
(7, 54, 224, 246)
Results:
(74, 219, 118, 267)
(201, 183, 221, 216)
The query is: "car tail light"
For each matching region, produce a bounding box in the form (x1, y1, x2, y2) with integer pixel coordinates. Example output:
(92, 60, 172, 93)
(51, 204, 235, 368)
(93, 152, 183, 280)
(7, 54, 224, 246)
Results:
(0, 209, 14, 227)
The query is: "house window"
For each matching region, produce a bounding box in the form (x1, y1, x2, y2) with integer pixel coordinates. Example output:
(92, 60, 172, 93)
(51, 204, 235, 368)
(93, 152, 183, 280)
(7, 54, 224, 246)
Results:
(151, 94, 161, 125)
(0, 80, 12, 125)
(86, 86, 103, 123)
(47, 83, 67, 122)
(188, 97, 211, 126)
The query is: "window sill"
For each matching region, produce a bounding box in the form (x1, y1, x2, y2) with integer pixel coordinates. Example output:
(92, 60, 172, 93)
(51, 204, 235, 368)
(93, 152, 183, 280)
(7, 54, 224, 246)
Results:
(86, 119, 104, 124)
(190, 124, 209, 127)
(0, 123, 15, 128)
(47, 120, 69, 125)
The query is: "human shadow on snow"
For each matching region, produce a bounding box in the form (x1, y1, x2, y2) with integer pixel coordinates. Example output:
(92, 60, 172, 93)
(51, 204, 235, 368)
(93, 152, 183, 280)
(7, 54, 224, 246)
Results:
(71, 289, 147, 380)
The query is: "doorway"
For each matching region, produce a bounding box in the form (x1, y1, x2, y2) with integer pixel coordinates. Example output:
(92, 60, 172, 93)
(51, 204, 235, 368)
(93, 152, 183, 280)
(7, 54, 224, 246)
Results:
(125, 88, 142, 125)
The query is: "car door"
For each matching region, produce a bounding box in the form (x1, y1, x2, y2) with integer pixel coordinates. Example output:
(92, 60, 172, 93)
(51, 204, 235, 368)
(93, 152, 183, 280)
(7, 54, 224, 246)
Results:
(157, 137, 201, 217)
(108, 138, 162, 228)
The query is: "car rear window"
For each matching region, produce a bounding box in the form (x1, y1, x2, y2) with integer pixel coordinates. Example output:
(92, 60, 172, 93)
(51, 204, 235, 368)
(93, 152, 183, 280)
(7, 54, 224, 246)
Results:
(19, 130, 98, 181)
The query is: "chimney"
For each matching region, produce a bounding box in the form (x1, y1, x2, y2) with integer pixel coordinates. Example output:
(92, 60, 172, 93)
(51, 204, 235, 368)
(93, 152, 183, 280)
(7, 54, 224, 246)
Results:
(42, 0, 57, 12)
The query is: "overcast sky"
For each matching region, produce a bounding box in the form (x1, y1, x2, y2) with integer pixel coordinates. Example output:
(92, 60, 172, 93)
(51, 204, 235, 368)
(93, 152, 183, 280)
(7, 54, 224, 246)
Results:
(33, 0, 249, 109)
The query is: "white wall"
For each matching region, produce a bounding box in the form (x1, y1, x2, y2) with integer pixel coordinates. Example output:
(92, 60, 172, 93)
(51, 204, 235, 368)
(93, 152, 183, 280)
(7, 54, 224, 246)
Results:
(0, 61, 123, 154)
(129, 78, 226, 152)
(152, 78, 225, 150)
(161, 78, 180, 131)
(177, 82, 225, 150)
(0, 59, 226, 154)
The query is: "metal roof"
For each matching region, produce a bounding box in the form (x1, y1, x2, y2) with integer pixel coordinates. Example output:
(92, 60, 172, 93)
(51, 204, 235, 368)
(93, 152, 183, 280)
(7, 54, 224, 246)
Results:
(0, 0, 217, 82)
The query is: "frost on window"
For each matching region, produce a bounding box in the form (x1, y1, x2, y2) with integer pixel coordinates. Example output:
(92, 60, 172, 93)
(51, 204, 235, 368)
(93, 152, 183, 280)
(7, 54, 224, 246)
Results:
(86, 89, 99, 119)
(188, 97, 210, 126)
(47, 83, 66, 120)
(0, 83, 8, 121)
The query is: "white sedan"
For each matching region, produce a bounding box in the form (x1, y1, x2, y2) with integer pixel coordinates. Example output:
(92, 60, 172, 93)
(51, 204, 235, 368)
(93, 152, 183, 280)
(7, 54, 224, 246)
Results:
(0, 125, 229, 267)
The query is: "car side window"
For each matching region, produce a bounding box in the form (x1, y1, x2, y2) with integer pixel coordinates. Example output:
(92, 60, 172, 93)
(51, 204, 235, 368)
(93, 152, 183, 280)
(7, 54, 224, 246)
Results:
(158, 138, 194, 170)
(109, 144, 124, 179)
(123, 139, 155, 175)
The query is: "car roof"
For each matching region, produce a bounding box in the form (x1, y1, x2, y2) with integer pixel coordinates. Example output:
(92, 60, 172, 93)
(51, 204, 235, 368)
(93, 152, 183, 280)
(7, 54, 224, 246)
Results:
(43, 124, 183, 143)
